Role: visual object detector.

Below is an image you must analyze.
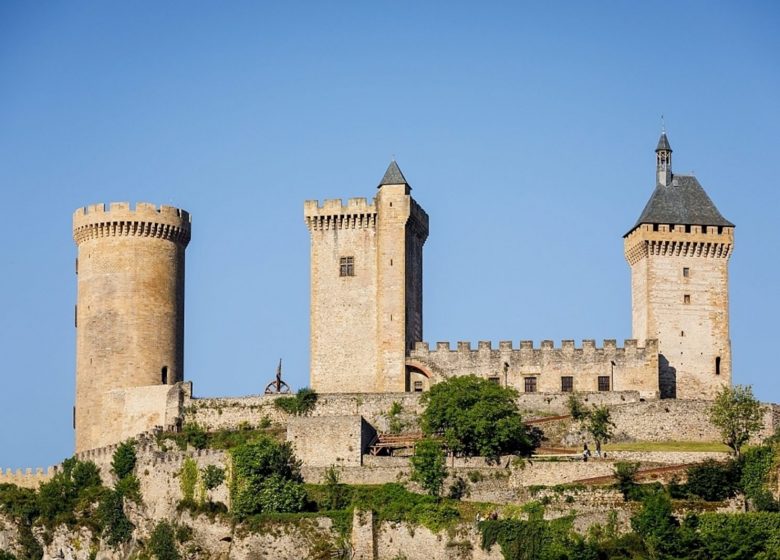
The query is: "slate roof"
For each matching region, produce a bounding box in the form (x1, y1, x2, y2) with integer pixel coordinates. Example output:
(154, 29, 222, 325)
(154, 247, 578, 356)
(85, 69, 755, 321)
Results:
(656, 133, 672, 151)
(626, 174, 734, 236)
(378, 160, 408, 187)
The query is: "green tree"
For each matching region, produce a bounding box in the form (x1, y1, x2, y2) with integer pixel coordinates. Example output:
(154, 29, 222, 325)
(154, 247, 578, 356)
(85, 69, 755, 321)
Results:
(613, 462, 640, 500)
(111, 439, 137, 479)
(410, 438, 447, 497)
(148, 520, 181, 560)
(323, 465, 348, 510)
(230, 436, 306, 517)
(585, 406, 615, 454)
(420, 375, 537, 461)
(709, 385, 763, 457)
(567, 394, 588, 421)
(630, 492, 682, 558)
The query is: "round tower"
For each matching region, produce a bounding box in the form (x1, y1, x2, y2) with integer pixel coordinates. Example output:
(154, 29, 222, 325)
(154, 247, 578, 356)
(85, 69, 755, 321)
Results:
(72, 202, 191, 452)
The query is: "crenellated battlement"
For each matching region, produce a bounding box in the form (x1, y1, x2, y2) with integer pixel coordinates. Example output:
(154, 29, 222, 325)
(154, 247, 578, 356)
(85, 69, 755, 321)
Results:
(73, 202, 191, 246)
(624, 223, 734, 265)
(304, 198, 378, 232)
(0, 465, 59, 489)
(409, 338, 659, 397)
(415, 338, 653, 354)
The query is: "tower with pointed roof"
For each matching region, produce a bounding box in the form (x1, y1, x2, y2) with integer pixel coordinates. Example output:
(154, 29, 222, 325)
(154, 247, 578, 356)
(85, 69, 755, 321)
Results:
(624, 133, 734, 399)
(304, 161, 429, 393)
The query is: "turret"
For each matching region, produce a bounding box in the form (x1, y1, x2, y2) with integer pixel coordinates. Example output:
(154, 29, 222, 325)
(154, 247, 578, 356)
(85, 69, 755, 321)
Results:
(72, 202, 191, 452)
(656, 132, 673, 186)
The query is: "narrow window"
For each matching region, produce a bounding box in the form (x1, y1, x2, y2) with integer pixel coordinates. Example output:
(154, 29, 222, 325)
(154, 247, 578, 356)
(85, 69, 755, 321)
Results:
(161, 366, 168, 385)
(413, 380, 423, 392)
(683, 267, 690, 278)
(524, 377, 537, 393)
(685, 224, 691, 233)
(561, 376, 573, 393)
(73, 406, 76, 430)
(681, 331, 685, 337)
(598, 376, 610, 392)
(683, 294, 691, 304)
(715, 356, 721, 376)
(488, 376, 500, 385)
(75, 258, 79, 275)
(339, 256, 354, 277)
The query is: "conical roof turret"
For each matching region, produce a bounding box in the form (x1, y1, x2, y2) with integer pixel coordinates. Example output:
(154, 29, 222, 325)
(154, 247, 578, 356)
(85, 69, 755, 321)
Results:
(656, 132, 672, 152)
(378, 160, 409, 188)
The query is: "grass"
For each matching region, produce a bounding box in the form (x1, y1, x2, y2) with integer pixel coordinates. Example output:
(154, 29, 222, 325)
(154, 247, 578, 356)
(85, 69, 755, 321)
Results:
(606, 441, 729, 453)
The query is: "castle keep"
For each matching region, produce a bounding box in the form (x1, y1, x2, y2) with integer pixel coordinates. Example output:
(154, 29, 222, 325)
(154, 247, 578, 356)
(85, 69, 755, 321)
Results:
(67, 132, 733, 453)
(305, 133, 733, 400)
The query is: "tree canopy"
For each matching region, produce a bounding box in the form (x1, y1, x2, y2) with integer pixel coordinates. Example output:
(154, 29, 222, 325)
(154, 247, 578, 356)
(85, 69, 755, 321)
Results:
(709, 385, 763, 457)
(420, 375, 537, 460)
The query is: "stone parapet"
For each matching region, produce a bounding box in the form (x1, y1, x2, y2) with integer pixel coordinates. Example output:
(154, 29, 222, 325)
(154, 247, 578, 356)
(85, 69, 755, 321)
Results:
(624, 223, 734, 265)
(304, 197, 378, 231)
(0, 466, 58, 489)
(73, 202, 191, 246)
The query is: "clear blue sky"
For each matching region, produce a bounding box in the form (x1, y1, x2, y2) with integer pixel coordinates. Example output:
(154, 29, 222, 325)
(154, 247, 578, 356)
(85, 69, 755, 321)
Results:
(1, 2, 778, 468)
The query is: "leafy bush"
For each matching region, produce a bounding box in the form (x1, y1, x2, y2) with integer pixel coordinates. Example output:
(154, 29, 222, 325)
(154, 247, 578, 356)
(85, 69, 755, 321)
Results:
(230, 436, 305, 517)
(684, 459, 740, 502)
(420, 375, 537, 461)
(479, 516, 582, 560)
(323, 466, 348, 510)
(447, 477, 469, 500)
(182, 423, 208, 450)
(37, 457, 103, 524)
(274, 388, 318, 416)
(410, 438, 447, 497)
(202, 465, 226, 491)
(180, 458, 199, 504)
(567, 394, 588, 421)
(350, 484, 460, 532)
(613, 462, 640, 500)
(148, 520, 181, 560)
(740, 444, 780, 511)
(467, 471, 484, 483)
(97, 489, 133, 546)
(697, 512, 780, 559)
(387, 401, 406, 434)
(111, 440, 137, 479)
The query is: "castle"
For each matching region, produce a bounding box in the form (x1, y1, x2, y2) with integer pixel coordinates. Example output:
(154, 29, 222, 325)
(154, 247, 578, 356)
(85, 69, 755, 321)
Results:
(69, 132, 734, 453)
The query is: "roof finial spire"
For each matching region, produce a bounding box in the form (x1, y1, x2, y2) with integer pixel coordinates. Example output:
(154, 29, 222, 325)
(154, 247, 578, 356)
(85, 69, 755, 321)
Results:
(661, 114, 666, 134)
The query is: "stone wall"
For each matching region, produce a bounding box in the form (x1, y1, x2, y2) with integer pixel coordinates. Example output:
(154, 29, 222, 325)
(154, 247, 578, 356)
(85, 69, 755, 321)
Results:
(0, 466, 57, 489)
(287, 416, 375, 468)
(409, 339, 659, 398)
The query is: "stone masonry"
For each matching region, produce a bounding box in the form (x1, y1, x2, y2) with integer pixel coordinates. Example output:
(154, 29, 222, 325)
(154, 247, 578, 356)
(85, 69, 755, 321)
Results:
(72, 202, 191, 453)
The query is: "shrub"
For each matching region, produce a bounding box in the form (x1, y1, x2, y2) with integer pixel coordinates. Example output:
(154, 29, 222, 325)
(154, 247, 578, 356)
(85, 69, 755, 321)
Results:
(323, 465, 348, 510)
(38, 457, 103, 524)
(420, 375, 537, 461)
(684, 459, 740, 502)
(148, 520, 180, 560)
(467, 471, 484, 483)
(613, 462, 640, 500)
(111, 440, 137, 479)
(274, 388, 318, 416)
(585, 406, 615, 451)
(740, 444, 780, 511)
(97, 489, 133, 546)
(410, 438, 447, 497)
(202, 465, 226, 491)
(447, 476, 469, 500)
(180, 458, 199, 504)
(230, 436, 305, 517)
(567, 394, 588, 421)
(182, 423, 208, 450)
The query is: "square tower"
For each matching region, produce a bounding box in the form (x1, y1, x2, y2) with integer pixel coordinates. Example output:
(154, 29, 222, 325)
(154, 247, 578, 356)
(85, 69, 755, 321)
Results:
(304, 162, 429, 393)
(624, 134, 734, 399)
